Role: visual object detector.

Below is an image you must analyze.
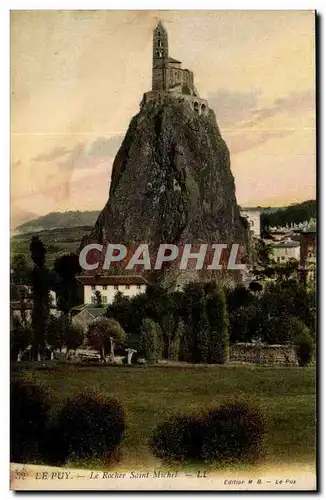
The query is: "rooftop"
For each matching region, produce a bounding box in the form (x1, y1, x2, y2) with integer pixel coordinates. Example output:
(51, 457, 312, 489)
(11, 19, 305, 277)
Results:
(71, 304, 107, 318)
(270, 242, 300, 248)
(168, 57, 181, 64)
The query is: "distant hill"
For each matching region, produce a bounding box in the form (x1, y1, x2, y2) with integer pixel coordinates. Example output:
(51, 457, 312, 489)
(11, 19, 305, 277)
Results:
(11, 208, 39, 231)
(14, 210, 101, 234)
(261, 200, 316, 228)
(11, 225, 94, 268)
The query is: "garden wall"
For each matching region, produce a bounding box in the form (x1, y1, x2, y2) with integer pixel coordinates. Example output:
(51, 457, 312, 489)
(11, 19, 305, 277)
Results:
(230, 343, 297, 365)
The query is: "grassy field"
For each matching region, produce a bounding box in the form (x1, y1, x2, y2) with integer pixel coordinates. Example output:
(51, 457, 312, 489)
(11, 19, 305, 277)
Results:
(13, 363, 316, 471)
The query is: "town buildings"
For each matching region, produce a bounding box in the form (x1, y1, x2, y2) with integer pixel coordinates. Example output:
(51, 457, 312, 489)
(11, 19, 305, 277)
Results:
(76, 275, 148, 305)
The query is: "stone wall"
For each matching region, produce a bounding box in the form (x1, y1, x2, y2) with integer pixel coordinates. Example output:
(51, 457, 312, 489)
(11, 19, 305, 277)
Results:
(141, 91, 209, 116)
(230, 343, 298, 365)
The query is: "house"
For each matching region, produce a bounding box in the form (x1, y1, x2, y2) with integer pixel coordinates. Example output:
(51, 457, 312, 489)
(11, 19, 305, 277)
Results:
(76, 275, 148, 305)
(70, 304, 107, 333)
(10, 299, 59, 328)
(299, 223, 316, 286)
(240, 207, 262, 238)
(269, 240, 301, 263)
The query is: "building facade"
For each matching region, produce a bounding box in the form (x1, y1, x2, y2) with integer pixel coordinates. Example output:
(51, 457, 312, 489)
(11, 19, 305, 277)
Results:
(240, 207, 262, 238)
(76, 275, 148, 305)
(299, 228, 316, 286)
(270, 241, 301, 263)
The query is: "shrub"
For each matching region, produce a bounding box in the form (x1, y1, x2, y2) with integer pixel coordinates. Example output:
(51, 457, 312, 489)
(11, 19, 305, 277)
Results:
(150, 401, 265, 465)
(150, 414, 203, 462)
(200, 401, 265, 464)
(10, 378, 51, 463)
(263, 314, 307, 344)
(295, 330, 314, 367)
(138, 318, 162, 363)
(44, 389, 125, 465)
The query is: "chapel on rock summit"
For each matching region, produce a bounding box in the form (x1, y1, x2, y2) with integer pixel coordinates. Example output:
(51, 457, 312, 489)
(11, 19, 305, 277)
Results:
(141, 21, 209, 115)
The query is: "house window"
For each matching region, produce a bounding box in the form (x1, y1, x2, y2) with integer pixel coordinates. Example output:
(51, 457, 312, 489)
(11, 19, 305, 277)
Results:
(102, 296, 107, 304)
(91, 296, 96, 304)
(277, 257, 280, 263)
(137, 284, 141, 290)
(91, 285, 96, 290)
(114, 285, 119, 290)
(125, 285, 130, 290)
(281, 256, 285, 261)
(103, 285, 107, 290)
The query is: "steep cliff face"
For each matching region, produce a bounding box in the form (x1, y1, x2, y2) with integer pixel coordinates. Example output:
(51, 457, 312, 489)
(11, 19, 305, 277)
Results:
(82, 96, 249, 281)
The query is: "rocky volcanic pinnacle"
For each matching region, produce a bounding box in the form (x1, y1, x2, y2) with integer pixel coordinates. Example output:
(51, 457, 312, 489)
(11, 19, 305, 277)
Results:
(85, 96, 247, 249)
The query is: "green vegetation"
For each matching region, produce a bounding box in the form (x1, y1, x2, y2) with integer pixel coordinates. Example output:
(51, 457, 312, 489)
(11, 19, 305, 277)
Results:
(30, 236, 51, 361)
(138, 318, 162, 364)
(10, 378, 51, 463)
(11, 226, 91, 268)
(261, 200, 316, 229)
(106, 279, 315, 359)
(87, 317, 126, 361)
(12, 363, 316, 469)
(150, 400, 265, 465)
(43, 389, 125, 466)
(295, 328, 315, 367)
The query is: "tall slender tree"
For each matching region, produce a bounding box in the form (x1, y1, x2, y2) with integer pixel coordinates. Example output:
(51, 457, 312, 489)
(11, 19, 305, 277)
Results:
(53, 253, 81, 348)
(30, 236, 50, 360)
(205, 282, 229, 364)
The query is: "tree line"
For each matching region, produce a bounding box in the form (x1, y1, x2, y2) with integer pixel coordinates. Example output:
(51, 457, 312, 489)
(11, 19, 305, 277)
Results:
(261, 200, 316, 230)
(11, 237, 316, 364)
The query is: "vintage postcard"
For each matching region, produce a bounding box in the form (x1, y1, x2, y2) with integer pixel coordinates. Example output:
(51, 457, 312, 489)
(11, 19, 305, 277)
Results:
(10, 10, 316, 491)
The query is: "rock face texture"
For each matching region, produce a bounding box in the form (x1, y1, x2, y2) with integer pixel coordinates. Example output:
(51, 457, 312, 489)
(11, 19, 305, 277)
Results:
(82, 96, 249, 282)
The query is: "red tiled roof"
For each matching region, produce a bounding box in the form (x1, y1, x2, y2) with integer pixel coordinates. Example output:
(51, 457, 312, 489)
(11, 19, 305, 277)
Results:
(76, 275, 149, 286)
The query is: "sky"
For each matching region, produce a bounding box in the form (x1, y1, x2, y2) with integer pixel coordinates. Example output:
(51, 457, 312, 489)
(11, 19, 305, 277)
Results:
(11, 10, 316, 227)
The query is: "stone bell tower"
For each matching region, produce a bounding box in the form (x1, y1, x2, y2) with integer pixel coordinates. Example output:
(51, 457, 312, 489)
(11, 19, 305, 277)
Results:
(152, 21, 169, 91)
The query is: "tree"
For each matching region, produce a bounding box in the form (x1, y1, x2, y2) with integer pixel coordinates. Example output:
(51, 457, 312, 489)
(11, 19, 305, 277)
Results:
(249, 281, 263, 293)
(295, 327, 314, 367)
(53, 253, 81, 345)
(66, 323, 84, 353)
(53, 254, 81, 312)
(46, 315, 65, 352)
(166, 318, 184, 361)
(179, 282, 205, 362)
(30, 236, 51, 361)
(138, 318, 162, 364)
(226, 285, 254, 311)
(229, 303, 261, 343)
(87, 317, 126, 362)
(106, 291, 147, 335)
(10, 317, 32, 361)
(195, 296, 211, 364)
(11, 254, 32, 285)
(205, 283, 229, 364)
(259, 281, 315, 335)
